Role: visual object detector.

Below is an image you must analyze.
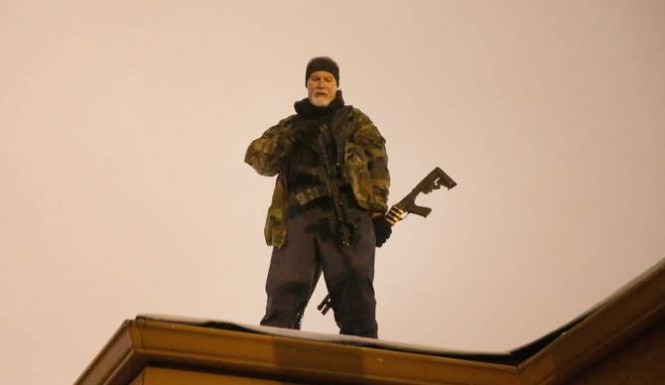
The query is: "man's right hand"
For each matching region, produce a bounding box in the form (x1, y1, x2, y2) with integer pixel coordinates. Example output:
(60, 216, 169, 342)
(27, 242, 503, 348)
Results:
(293, 125, 319, 143)
(292, 126, 325, 153)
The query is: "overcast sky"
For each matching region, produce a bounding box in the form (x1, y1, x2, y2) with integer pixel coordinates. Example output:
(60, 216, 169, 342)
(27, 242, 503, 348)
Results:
(1, 1, 664, 384)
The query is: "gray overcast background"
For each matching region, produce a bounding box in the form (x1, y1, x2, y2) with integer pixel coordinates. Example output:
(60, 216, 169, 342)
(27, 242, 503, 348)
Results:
(1, 1, 664, 384)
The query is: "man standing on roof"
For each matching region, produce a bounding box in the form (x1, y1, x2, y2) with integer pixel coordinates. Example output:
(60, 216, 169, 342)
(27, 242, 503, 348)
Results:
(245, 57, 391, 338)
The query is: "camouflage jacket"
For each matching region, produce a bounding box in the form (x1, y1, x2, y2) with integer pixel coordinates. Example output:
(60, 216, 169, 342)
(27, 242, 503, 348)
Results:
(245, 98, 390, 247)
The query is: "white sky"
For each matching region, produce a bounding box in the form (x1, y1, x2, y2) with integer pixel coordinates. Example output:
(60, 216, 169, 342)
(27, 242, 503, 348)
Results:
(1, 1, 664, 384)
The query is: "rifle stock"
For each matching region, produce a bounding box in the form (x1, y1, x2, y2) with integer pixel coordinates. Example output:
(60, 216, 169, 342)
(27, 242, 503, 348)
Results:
(318, 166, 456, 315)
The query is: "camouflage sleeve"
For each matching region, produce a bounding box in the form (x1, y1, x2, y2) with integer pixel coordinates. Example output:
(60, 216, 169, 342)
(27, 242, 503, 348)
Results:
(244, 116, 297, 176)
(352, 108, 390, 212)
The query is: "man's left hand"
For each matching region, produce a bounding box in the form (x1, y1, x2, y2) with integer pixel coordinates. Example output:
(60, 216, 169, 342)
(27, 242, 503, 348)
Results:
(372, 215, 392, 247)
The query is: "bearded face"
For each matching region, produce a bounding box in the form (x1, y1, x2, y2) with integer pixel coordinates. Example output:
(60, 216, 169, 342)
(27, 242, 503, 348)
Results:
(306, 71, 338, 107)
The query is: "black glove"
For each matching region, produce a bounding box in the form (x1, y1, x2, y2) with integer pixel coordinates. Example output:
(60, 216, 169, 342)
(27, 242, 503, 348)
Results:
(293, 125, 321, 145)
(373, 215, 392, 247)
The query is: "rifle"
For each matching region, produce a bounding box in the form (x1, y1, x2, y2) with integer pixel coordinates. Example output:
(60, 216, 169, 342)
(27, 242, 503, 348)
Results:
(317, 166, 457, 314)
(384, 167, 457, 225)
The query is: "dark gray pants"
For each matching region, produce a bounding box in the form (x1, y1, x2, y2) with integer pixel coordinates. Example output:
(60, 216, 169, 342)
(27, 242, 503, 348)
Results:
(260, 202, 378, 338)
